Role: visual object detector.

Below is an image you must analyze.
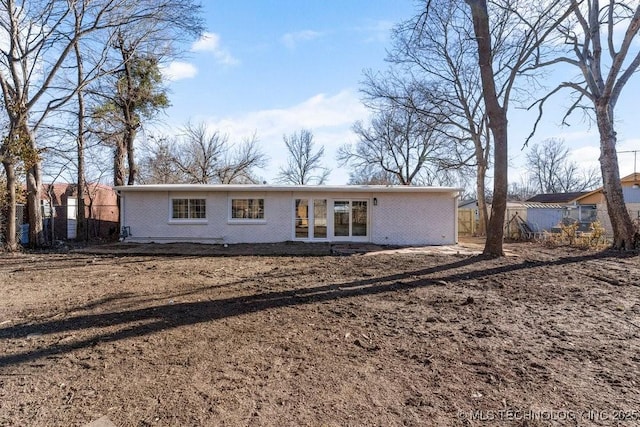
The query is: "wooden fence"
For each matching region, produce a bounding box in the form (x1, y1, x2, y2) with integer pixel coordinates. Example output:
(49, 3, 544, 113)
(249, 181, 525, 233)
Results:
(458, 209, 477, 236)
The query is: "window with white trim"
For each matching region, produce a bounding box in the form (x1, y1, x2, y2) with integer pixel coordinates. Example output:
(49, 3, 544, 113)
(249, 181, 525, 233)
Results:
(171, 198, 206, 219)
(231, 198, 264, 219)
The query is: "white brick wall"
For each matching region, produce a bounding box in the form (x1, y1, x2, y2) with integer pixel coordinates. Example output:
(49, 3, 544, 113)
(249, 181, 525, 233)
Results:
(370, 192, 456, 245)
(121, 189, 457, 246)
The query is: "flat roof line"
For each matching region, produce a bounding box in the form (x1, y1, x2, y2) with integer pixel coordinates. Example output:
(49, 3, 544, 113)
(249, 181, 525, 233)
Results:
(115, 184, 462, 194)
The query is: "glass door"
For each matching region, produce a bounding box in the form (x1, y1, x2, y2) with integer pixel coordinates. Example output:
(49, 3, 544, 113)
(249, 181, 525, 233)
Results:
(295, 199, 309, 238)
(351, 201, 367, 237)
(295, 199, 328, 240)
(333, 201, 350, 236)
(313, 199, 327, 238)
(333, 200, 368, 239)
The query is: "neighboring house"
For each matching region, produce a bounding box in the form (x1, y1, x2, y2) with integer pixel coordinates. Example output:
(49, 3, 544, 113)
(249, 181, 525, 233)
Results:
(570, 172, 640, 234)
(37, 183, 119, 242)
(525, 173, 640, 235)
(526, 191, 591, 204)
(458, 199, 478, 210)
(525, 192, 591, 232)
(116, 184, 461, 246)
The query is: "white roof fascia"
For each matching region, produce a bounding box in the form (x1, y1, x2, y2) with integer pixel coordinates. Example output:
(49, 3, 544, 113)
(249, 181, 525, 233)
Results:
(115, 184, 461, 194)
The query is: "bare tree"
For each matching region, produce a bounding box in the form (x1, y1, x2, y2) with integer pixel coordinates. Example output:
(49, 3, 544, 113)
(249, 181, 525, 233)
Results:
(526, 138, 600, 193)
(173, 123, 268, 184)
(0, 113, 18, 250)
(339, 103, 448, 186)
(528, 1, 640, 249)
(371, 1, 491, 234)
(79, 0, 202, 237)
(172, 123, 226, 184)
(276, 130, 330, 185)
(347, 167, 397, 185)
(0, 0, 203, 249)
(214, 133, 268, 184)
(462, 0, 574, 256)
(507, 175, 539, 201)
(138, 136, 186, 184)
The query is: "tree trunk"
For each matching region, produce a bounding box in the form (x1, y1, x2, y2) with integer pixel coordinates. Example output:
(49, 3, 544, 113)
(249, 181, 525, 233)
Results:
(2, 160, 18, 251)
(466, 0, 507, 257)
(75, 41, 87, 242)
(77, 141, 87, 241)
(484, 123, 508, 256)
(114, 139, 126, 233)
(476, 159, 488, 236)
(26, 160, 44, 248)
(126, 126, 137, 185)
(114, 140, 126, 187)
(474, 132, 489, 236)
(596, 101, 636, 249)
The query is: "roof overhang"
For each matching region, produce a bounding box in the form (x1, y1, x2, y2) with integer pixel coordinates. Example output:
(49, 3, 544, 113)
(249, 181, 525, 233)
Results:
(115, 184, 461, 194)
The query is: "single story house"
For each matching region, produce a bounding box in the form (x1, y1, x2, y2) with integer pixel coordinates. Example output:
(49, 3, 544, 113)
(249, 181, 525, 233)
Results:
(524, 173, 640, 235)
(570, 173, 640, 234)
(116, 184, 461, 246)
(525, 191, 592, 231)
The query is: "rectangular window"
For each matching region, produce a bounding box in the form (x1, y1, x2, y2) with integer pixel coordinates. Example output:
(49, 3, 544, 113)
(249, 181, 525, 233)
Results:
(172, 198, 206, 219)
(231, 199, 264, 219)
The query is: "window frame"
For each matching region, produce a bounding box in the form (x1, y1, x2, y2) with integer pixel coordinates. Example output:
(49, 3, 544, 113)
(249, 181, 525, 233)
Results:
(293, 198, 329, 240)
(168, 197, 208, 224)
(331, 199, 369, 240)
(228, 197, 266, 223)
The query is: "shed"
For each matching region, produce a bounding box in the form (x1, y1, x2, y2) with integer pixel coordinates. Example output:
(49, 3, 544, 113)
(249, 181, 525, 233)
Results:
(116, 184, 461, 246)
(523, 202, 566, 231)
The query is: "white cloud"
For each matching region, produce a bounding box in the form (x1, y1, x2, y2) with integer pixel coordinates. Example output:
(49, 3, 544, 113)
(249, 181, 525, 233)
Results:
(554, 130, 598, 145)
(356, 20, 394, 43)
(161, 61, 198, 81)
(568, 145, 600, 173)
(191, 32, 239, 66)
(281, 30, 323, 49)
(615, 138, 640, 177)
(191, 32, 221, 52)
(197, 90, 368, 184)
(563, 142, 640, 182)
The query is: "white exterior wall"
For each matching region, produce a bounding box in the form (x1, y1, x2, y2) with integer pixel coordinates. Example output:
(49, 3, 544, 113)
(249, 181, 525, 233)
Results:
(120, 189, 458, 246)
(370, 192, 456, 245)
(122, 190, 292, 244)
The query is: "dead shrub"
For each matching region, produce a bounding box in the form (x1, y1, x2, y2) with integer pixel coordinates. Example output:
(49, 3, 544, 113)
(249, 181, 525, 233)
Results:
(543, 220, 607, 250)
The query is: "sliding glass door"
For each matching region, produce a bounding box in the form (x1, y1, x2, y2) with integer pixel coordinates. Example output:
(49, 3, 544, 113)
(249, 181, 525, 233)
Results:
(333, 200, 368, 239)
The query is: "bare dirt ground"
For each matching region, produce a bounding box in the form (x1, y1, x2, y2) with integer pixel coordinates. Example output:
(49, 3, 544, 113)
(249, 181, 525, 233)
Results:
(1, 239, 639, 426)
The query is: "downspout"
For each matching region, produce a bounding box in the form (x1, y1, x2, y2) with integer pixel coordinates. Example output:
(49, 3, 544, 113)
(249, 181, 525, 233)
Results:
(454, 192, 461, 244)
(116, 189, 126, 240)
(47, 186, 55, 245)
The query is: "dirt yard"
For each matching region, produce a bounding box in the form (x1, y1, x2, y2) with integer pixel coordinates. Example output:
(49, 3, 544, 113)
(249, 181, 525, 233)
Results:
(0, 240, 639, 426)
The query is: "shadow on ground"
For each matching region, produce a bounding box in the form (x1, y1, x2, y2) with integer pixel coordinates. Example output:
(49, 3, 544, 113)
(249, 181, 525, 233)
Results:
(0, 248, 625, 368)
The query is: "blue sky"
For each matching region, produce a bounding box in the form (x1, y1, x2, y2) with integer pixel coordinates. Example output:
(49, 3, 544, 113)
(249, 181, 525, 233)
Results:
(157, 1, 640, 186)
